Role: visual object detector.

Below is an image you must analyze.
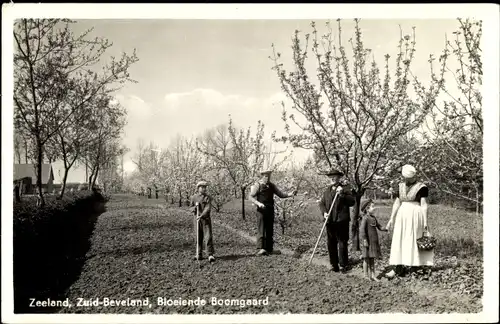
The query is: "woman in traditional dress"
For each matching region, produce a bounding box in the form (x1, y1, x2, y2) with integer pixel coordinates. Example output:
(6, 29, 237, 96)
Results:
(385, 164, 434, 278)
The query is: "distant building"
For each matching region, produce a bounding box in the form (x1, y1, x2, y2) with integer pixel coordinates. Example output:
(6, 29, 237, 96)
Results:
(14, 164, 54, 194)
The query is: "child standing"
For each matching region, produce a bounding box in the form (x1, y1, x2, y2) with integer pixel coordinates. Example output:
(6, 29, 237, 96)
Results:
(359, 199, 388, 281)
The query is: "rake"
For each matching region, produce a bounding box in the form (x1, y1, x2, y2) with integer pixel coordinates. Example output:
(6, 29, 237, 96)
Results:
(195, 202, 202, 269)
(308, 191, 340, 266)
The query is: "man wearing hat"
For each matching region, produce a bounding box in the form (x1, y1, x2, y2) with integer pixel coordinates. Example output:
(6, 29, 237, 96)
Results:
(319, 169, 356, 273)
(249, 169, 297, 256)
(190, 181, 215, 262)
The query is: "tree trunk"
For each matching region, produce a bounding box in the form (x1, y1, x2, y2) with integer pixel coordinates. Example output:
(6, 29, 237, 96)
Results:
(92, 165, 100, 189)
(14, 183, 21, 203)
(88, 163, 98, 190)
(350, 189, 364, 252)
(59, 167, 70, 199)
(178, 192, 182, 207)
(234, 188, 238, 198)
(281, 210, 286, 235)
(240, 186, 246, 220)
(89, 163, 100, 190)
(121, 154, 124, 190)
(15, 145, 21, 164)
(88, 175, 92, 190)
(85, 157, 89, 185)
(35, 139, 45, 207)
(475, 185, 480, 215)
(24, 141, 28, 163)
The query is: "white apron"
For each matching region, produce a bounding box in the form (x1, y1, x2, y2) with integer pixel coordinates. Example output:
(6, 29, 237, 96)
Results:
(389, 182, 434, 266)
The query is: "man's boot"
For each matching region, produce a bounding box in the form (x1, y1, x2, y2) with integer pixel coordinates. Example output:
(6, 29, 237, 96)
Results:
(256, 249, 267, 256)
(330, 265, 340, 272)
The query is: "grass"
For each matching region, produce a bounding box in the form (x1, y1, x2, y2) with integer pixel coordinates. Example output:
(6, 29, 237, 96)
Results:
(219, 198, 483, 260)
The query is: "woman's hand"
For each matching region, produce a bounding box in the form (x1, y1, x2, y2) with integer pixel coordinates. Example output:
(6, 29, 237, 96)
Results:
(421, 198, 428, 231)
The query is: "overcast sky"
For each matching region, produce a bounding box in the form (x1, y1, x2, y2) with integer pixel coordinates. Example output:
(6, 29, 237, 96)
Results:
(49, 18, 461, 184)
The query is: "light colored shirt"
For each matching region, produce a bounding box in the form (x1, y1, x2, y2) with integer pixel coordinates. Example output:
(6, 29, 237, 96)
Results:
(249, 181, 290, 206)
(190, 193, 212, 218)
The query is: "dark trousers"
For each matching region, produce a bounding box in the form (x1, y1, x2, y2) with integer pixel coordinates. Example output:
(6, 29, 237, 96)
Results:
(194, 216, 214, 256)
(256, 207, 275, 252)
(326, 221, 350, 269)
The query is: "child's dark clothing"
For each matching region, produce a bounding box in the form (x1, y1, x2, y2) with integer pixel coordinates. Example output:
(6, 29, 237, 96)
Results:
(359, 213, 385, 259)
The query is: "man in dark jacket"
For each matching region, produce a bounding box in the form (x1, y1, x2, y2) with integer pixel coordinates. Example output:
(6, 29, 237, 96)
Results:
(319, 169, 355, 272)
(249, 169, 297, 256)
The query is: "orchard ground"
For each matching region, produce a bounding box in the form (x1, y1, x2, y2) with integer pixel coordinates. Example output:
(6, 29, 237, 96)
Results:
(220, 197, 483, 297)
(56, 194, 482, 314)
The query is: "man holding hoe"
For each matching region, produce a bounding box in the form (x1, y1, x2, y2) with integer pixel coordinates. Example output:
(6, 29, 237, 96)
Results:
(190, 181, 215, 263)
(249, 169, 297, 256)
(319, 169, 356, 273)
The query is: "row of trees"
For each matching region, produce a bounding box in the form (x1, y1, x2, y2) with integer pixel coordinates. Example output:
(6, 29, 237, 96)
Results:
(13, 19, 138, 206)
(414, 19, 482, 212)
(125, 116, 330, 233)
(125, 18, 482, 241)
(270, 18, 483, 219)
(126, 117, 289, 219)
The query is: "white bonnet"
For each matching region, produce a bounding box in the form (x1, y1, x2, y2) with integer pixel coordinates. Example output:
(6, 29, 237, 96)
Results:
(401, 164, 416, 179)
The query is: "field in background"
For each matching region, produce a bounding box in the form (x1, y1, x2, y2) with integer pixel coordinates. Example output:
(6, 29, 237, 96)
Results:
(220, 198, 483, 260)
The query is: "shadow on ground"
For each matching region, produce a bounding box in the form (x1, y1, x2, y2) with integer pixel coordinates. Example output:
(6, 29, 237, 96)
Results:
(216, 254, 257, 261)
(292, 244, 313, 258)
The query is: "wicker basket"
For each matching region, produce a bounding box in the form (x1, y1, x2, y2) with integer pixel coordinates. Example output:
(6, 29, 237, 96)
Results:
(416, 231, 436, 251)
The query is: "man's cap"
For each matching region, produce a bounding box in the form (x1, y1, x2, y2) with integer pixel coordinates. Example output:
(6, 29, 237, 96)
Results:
(196, 181, 208, 188)
(325, 169, 344, 177)
(260, 169, 273, 175)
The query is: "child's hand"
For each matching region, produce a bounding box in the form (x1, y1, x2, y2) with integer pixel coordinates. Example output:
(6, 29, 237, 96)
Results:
(256, 202, 265, 209)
